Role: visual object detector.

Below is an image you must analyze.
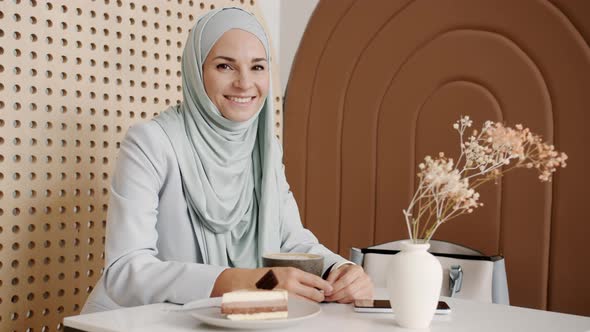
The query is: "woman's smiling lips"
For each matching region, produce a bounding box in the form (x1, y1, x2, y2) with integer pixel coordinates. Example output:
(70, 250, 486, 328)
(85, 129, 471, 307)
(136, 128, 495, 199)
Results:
(225, 95, 256, 106)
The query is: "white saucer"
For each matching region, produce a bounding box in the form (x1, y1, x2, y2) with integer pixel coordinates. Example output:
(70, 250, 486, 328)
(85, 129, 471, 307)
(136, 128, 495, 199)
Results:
(188, 296, 321, 330)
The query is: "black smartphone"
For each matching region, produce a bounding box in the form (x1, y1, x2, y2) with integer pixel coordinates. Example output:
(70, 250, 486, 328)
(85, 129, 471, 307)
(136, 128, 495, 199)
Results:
(353, 299, 451, 315)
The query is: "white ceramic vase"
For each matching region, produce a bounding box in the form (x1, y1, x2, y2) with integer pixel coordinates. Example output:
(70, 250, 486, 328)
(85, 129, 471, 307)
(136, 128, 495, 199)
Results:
(386, 240, 442, 329)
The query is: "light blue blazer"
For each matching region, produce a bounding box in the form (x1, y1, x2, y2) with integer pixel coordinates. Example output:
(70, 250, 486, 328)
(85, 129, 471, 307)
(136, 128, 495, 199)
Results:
(82, 120, 348, 313)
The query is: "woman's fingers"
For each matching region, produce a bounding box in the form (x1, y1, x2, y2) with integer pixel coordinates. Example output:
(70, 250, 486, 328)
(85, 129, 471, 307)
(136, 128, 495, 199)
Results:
(328, 278, 373, 303)
(325, 265, 345, 284)
(330, 265, 362, 293)
(298, 269, 333, 293)
(326, 278, 361, 302)
(324, 265, 374, 303)
(272, 267, 331, 302)
(327, 278, 373, 303)
(291, 281, 325, 302)
(253, 265, 373, 303)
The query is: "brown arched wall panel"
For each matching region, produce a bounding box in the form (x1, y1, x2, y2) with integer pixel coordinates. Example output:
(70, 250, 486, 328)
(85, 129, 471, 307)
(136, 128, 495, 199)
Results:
(284, 0, 590, 315)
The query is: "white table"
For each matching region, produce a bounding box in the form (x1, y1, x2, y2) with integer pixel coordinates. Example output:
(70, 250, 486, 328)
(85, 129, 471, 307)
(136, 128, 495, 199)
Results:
(64, 291, 590, 332)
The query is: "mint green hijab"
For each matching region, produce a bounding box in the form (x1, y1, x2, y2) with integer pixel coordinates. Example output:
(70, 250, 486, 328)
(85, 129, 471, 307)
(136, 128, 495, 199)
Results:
(154, 8, 281, 268)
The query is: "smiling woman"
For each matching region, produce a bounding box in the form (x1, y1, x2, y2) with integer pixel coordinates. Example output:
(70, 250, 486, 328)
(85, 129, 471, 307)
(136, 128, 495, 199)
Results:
(80, 7, 373, 315)
(203, 29, 270, 122)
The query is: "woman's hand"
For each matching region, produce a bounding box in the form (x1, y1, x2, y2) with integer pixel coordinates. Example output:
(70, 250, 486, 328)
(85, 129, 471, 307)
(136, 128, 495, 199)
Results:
(211, 267, 333, 303)
(324, 264, 373, 303)
(271, 267, 333, 302)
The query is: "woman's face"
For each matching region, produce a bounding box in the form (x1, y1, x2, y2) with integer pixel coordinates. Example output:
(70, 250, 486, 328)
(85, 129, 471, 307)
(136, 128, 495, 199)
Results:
(203, 29, 270, 122)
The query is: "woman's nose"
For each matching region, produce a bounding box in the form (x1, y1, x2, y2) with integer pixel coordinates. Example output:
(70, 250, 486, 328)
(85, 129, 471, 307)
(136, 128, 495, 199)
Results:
(233, 71, 254, 89)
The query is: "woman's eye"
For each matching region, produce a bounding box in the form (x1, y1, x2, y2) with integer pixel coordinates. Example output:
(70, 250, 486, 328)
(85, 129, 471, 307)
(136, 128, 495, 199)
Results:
(252, 65, 265, 71)
(216, 63, 232, 70)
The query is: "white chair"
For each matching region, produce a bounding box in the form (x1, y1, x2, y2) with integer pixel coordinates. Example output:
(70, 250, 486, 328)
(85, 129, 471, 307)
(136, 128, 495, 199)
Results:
(351, 240, 510, 304)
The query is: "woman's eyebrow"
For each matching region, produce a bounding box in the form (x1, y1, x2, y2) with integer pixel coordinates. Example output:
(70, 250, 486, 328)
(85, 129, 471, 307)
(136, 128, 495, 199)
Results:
(213, 55, 236, 62)
(212, 55, 267, 63)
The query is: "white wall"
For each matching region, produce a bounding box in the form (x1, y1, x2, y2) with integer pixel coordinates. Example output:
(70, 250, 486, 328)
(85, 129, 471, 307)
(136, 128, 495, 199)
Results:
(258, 0, 319, 95)
(256, 0, 281, 61)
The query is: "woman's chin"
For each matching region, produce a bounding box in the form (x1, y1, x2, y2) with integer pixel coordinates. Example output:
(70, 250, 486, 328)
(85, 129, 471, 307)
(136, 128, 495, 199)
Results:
(223, 112, 257, 122)
(220, 107, 262, 123)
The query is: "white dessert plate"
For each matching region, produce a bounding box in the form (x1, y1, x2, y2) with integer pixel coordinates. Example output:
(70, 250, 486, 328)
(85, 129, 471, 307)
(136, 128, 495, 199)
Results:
(187, 296, 321, 330)
(172, 297, 222, 311)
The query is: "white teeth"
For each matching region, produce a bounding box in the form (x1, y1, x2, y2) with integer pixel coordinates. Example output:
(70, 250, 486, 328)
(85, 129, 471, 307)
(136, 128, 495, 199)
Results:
(227, 96, 252, 103)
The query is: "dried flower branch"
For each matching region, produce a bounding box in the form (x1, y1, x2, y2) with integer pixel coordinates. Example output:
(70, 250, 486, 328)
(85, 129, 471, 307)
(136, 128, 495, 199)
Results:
(404, 116, 568, 243)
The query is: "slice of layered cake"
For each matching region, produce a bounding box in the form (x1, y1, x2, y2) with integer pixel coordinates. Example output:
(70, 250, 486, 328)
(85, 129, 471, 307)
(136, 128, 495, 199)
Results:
(220, 289, 288, 320)
(220, 269, 288, 320)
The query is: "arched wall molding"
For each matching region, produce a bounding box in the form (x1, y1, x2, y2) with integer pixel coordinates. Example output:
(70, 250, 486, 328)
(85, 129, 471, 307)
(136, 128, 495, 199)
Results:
(284, 0, 589, 315)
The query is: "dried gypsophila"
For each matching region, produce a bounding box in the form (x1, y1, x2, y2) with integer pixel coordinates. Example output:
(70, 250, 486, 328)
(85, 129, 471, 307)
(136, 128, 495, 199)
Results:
(404, 116, 568, 243)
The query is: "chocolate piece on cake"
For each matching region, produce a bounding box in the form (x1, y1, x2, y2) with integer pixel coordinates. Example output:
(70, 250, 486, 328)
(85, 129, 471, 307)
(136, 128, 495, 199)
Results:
(221, 289, 288, 321)
(256, 269, 279, 290)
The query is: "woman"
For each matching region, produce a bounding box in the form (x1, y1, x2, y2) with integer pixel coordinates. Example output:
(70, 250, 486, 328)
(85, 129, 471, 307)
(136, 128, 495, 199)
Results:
(82, 7, 372, 314)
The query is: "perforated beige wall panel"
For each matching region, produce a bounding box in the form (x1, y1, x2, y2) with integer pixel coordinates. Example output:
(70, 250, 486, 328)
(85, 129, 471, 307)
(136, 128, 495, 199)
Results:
(0, 1, 282, 331)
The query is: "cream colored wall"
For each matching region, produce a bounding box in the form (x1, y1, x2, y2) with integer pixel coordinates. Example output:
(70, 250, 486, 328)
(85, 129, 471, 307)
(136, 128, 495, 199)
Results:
(256, 0, 280, 59)
(0, 1, 282, 331)
(257, 0, 319, 94)
(279, 0, 318, 94)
